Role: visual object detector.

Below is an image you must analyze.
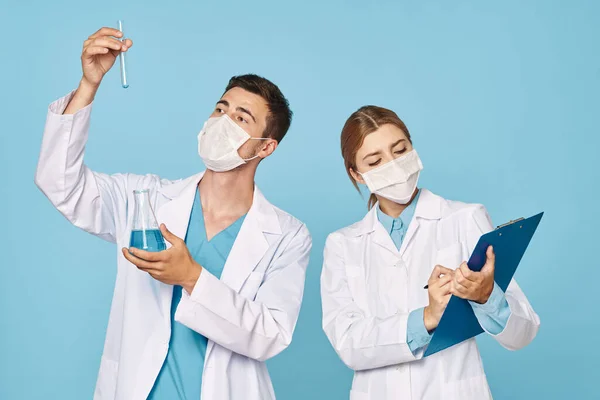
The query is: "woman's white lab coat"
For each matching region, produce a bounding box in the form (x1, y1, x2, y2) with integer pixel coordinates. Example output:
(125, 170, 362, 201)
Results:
(35, 91, 312, 400)
(321, 189, 540, 400)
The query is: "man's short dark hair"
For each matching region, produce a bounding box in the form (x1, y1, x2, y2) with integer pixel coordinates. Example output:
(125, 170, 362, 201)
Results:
(224, 74, 292, 143)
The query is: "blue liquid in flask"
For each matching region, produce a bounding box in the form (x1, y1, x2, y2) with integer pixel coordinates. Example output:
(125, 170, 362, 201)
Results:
(129, 229, 166, 252)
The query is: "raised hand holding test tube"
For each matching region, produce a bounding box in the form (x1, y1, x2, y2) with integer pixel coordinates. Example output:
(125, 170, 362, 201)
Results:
(63, 25, 132, 115)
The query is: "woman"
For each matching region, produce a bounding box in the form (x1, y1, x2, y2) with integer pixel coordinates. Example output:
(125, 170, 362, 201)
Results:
(321, 106, 540, 400)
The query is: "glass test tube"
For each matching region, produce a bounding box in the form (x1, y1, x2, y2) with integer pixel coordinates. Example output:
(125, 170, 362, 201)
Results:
(117, 20, 129, 88)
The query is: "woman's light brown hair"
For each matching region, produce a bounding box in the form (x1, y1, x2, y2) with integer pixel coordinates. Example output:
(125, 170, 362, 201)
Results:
(341, 105, 412, 209)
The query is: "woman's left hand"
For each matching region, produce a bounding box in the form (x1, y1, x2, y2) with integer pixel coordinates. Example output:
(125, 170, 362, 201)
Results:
(450, 246, 495, 304)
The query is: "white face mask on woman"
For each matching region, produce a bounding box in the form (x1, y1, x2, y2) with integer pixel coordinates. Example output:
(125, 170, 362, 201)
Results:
(197, 115, 268, 172)
(360, 149, 423, 204)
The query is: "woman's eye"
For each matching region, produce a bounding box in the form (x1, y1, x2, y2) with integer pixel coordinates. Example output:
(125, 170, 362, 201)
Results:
(368, 159, 382, 167)
(394, 148, 407, 155)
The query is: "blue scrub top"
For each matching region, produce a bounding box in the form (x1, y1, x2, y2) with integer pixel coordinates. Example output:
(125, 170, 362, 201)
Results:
(148, 189, 245, 400)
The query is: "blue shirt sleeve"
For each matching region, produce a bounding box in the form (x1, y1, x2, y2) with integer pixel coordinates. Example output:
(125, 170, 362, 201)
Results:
(469, 282, 511, 335)
(407, 307, 432, 353)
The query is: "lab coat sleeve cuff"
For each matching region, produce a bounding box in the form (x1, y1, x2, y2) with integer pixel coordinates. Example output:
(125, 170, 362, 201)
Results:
(180, 267, 218, 305)
(48, 89, 94, 120)
(175, 269, 218, 331)
(177, 267, 239, 322)
(486, 288, 540, 348)
(175, 269, 236, 342)
(407, 307, 432, 354)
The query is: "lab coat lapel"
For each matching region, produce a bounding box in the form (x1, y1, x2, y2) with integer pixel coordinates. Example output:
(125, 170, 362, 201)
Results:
(399, 189, 442, 256)
(155, 172, 204, 328)
(362, 206, 399, 256)
(372, 222, 401, 256)
(399, 217, 420, 257)
(219, 187, 281, 293)
(361, 191, 443, 258)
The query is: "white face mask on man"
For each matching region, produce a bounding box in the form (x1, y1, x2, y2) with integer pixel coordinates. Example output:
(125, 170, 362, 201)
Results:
(197, 115, 268, 172)
(360, 149, 424, 204)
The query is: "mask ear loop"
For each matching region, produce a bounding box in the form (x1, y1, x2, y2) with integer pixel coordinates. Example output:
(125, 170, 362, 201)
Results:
(242, 137, 271, 162)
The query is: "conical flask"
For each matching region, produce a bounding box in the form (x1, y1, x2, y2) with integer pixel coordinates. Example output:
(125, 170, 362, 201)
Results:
(129, 189, 166, 252)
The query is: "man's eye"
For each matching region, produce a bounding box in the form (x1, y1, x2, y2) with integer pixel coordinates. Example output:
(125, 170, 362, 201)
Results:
(368, 159, 382, 167)
(216, 107, 224, 113)
(237, 116, 247, 123)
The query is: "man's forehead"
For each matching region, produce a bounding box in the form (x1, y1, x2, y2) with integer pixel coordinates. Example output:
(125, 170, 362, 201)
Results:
(220, 87, 267, 109)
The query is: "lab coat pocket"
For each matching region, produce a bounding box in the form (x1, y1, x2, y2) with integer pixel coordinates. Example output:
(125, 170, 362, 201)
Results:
(345, 265, 369, 313)
(94, 356, 119, 399)
(434, 242, 464, 270)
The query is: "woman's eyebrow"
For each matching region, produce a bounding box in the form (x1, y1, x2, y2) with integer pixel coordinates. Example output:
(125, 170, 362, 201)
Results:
(363, 150, 381, 160)
(390, 139, 406, 148)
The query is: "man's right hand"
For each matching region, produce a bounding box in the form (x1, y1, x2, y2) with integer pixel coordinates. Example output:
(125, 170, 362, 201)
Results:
(423, 265, 454, 333)
(81, 27, 132, 88)
(64, 27, 133, 115)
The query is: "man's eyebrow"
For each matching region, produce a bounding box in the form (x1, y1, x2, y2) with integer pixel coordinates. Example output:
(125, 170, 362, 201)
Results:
(216, 100, 229, 107)
(237, 106, 256, 123)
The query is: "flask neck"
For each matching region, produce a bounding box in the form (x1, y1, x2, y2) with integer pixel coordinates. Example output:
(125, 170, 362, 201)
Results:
(132, 190, 159, 231)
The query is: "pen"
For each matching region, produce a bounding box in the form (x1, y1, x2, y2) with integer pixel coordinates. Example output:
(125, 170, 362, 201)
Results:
(424, 272, 449, 289)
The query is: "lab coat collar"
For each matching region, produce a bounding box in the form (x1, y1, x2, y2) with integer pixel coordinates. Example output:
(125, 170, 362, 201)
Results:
(413, 189, 442, 221)
(157, 171, 281, 235)
(352, 188, 442, 237)
(347, 189, 441, 256)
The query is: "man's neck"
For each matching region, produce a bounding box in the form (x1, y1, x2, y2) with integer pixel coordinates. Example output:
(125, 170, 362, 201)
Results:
(198, 168, 256, 219)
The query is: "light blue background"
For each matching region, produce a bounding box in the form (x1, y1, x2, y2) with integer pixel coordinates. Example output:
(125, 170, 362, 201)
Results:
(1, 1, 598, 399)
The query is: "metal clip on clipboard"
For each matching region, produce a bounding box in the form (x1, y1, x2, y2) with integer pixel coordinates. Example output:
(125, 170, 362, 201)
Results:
(496, 217, 525, 230)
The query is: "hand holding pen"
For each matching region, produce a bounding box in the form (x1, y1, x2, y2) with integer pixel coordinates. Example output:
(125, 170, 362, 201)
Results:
(423, 266, 454, 332)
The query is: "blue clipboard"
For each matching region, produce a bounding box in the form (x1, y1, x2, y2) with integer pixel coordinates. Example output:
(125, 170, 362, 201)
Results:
(423, 212, 544, 357)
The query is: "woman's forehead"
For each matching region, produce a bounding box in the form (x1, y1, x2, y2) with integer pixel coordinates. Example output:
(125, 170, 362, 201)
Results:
(358, 124, 409, 152)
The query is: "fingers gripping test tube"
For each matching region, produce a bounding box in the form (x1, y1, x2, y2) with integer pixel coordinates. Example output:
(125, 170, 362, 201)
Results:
(117, 20, 129, 88)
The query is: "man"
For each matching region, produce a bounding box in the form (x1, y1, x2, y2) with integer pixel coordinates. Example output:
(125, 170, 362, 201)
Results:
(35, 26, 311, 400)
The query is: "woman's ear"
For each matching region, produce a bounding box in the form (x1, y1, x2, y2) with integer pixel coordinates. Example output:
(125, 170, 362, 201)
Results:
(349, 167, 365, 185)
